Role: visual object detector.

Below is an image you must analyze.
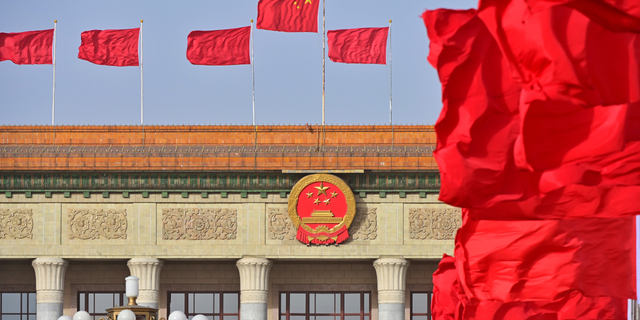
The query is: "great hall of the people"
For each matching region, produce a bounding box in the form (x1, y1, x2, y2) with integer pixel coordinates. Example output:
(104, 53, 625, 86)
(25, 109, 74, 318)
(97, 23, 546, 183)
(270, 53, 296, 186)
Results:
(0, 125, 459, 320)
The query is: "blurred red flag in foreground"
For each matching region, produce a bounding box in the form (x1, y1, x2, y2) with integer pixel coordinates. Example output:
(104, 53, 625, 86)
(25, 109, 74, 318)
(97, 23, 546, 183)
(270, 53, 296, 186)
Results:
(423, 6, 640, 220)
(256, 0, 320, 33)
(78, 28, 139, 66)
(327, 27, 388, 64)
(432, 252, 631, 320)
(455, 210, 637, 303)
(187, 26, 251, 66)
(0, 29, 53, 65)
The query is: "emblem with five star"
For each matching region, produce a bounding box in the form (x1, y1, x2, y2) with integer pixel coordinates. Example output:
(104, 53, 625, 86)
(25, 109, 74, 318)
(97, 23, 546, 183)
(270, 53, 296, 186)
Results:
(315, 182, 329, 196)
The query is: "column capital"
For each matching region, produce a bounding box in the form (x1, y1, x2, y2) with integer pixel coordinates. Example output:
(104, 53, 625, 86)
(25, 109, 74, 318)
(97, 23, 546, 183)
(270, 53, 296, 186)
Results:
(373, 257, 409, 304)
(32, 258, 68, 304)
(237, 257, 272, 304)
(127, 258, 163, 307)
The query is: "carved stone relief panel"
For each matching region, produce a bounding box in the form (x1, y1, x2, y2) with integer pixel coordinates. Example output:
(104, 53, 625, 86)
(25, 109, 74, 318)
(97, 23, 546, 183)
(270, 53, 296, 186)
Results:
(0, 209, 33, 239)
(409, 208, 461, 240)
(162, 208, 237, 240)
(68, 209, 127, 240)
(350, 208, 377, 240)
(267, 208, 296, 240)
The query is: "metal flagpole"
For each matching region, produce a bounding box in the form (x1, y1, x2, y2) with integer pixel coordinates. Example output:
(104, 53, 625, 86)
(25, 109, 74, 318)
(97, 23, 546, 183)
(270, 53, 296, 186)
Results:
(322, 0, 326, 150)
(251, 19, 257, 148)
(140, 20, 145, 145)
(140, 20, 144, 125)
(389, 20, 393, 149)
(52, 20, 57, 126)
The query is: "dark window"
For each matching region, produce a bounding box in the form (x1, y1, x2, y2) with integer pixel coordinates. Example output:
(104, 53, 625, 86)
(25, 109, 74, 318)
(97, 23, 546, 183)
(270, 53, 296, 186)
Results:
(78, 292, 125, 320)
(168, 292, 240, 320)
(410, 292, 433, 320)
(0, 292, 37, 320)
(279, 292, 371, 320)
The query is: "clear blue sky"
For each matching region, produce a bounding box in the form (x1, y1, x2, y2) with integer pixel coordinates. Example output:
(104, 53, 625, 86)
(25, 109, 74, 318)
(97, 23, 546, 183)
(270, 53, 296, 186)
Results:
(0, 0, 477, 126)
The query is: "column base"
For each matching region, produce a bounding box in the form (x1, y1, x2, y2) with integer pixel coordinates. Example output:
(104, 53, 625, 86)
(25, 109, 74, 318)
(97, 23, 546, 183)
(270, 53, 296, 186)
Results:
(240, 302, 268, 320)
(37, 303, 63, 320)
(378, 303, 405, 320)
(136, 302, 159, 309)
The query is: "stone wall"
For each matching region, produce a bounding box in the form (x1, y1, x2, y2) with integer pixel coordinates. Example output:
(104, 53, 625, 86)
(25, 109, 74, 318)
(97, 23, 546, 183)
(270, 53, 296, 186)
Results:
(0, 192, 457, 259)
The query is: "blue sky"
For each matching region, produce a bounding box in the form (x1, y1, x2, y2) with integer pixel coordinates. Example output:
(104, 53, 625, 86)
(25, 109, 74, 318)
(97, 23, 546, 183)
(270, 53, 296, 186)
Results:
(0, 0, 477, 126)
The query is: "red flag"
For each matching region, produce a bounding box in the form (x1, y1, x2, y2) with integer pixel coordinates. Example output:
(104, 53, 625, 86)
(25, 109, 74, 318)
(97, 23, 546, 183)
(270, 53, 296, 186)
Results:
(0, 29, 53, 65)
(423, 9, 523, 210)
(187, 26, 251, 66)
(78, 28, 139, 66)
(431, 254, 460, 320)
(526, 0, 640, 32)
(424, 8, 640, 219)
(477, 0, 640, 172)
(327, 27, 388, 64)
(256, 0, 320, 33)
(432, 254, 628, 319)
(455, 210, 637, 302)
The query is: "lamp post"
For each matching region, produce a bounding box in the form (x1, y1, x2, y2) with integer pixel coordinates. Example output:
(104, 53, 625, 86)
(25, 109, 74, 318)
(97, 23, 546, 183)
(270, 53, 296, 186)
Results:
(101, 276, 159, 320)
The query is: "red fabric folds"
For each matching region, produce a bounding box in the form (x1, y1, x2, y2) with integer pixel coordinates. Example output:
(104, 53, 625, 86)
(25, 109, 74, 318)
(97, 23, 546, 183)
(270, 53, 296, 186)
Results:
(432, 254, 460, 320)
(257, 0, 320, 33)
(78, 28, 139, 66)
(477, 0, 640, 172)
(431, 253, 629, 319)
(0, 29, 53, 65)
(454, 210, 637, 303)
(423, 9, 524, 210)
(424, 7, 640, 219)
(327, 27, 388, 64)
(187, 26, 251, 66)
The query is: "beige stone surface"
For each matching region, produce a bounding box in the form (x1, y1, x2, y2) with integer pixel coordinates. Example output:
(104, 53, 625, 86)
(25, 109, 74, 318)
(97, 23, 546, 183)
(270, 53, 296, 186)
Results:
(0, 193, 456, 259)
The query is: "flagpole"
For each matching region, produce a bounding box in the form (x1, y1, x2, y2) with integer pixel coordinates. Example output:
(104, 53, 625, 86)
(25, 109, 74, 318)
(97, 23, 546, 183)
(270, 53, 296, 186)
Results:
(140, 20, 145, 145)
(52, 20, 57, 144)
(251, 19, 257, 148)
(389, 20, 393, 149)
(322, 0, 326, 150)
(52, 20, 57, 126)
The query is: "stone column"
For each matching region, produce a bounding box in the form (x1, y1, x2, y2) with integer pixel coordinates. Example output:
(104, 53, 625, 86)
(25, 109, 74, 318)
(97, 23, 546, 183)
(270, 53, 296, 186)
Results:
(127, 258, 164, 308)
(374, 257, 410, 320)
(237, 257, 273, 320)
(32, 258, 69, 320)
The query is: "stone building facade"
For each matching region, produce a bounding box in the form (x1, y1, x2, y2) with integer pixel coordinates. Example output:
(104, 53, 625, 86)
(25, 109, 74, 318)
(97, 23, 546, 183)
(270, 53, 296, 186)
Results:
(0, 125, 457, 320)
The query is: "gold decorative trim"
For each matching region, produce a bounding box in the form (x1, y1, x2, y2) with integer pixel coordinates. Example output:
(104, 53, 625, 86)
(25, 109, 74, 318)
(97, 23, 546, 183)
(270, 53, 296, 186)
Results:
(288, 173, 356, 234)
(300, 217, 344, 224)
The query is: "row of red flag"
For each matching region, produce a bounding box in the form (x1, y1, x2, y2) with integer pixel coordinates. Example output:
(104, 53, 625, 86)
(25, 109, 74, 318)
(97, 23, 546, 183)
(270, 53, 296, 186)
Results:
(424, 0, 640, 318)
(1, 0, 388, 67)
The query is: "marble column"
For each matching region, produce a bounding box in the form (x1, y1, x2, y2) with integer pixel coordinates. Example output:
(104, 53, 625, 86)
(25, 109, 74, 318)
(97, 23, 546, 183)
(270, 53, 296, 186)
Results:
(374, 257, 410, 320)
(32, 258, 69, 320)
(127, 258, 164, 308)
(237, 257, 273, 320)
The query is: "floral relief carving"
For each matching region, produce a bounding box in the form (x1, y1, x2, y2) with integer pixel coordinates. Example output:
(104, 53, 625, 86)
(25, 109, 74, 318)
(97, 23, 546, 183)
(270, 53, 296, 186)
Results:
(267, 208, 296, 240)
(162, 208, 237, 240)
(409, 208, 462, 240)
(0, 209, 33, 239)
(68, 209, 127, 240)
(350, 208, 377, 240)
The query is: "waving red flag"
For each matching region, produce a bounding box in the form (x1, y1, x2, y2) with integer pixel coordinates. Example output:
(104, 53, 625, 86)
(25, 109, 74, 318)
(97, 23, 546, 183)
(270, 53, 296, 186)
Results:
(187, 26, 251, 66)
(0, 29, 53, 65)
(327, 27, 388, 64)
(432, 254, 628, 319)
(455, 210, 637, 303)
(424, 8, 640, 219)
(78, 28, 139, 66)
(257, 0, 320, 32)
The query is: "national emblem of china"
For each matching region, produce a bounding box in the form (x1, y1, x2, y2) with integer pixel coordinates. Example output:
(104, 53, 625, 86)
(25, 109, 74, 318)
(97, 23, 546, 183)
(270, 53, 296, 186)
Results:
(288, 174, 356, 245)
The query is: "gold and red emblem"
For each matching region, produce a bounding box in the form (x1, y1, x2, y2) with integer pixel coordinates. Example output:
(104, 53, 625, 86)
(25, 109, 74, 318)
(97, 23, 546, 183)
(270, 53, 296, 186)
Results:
(288, 174, 356, 245)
